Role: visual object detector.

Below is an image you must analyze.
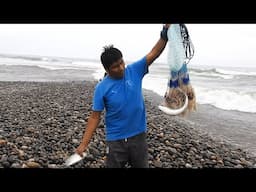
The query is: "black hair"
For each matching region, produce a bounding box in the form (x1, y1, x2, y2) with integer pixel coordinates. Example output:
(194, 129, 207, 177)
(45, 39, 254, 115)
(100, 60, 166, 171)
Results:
(100, 45, 123, 71)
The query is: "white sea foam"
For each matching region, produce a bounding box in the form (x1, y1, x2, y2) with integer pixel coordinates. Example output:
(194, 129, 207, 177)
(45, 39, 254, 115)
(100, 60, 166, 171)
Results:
(1, 54, 256, 113)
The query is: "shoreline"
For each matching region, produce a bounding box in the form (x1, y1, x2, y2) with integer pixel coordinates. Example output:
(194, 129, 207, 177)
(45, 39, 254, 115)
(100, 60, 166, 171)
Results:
(0, 80, 256, 168)
(143, 89, 256, 157)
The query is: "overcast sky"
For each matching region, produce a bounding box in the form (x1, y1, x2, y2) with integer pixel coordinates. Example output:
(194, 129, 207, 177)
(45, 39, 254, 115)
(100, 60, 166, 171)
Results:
(0, 24, 256, 67)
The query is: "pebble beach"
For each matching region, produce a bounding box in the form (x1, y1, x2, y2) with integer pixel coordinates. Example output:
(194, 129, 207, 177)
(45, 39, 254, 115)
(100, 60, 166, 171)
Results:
(1, 80, 256, 168)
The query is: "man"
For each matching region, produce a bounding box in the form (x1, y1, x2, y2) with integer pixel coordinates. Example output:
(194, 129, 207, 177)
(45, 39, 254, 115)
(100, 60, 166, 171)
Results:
(76, 24, 170, 168)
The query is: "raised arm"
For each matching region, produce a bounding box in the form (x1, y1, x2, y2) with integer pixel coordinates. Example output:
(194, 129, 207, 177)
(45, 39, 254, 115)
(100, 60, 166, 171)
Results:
(146, 24, 170, 66)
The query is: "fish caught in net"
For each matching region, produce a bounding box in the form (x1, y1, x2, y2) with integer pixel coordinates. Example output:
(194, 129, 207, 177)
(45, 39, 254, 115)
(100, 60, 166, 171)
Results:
(159, 24, 196, 116)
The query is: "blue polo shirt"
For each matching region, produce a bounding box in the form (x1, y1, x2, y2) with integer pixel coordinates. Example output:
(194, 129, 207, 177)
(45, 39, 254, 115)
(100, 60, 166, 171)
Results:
(92, 56, 148, 141)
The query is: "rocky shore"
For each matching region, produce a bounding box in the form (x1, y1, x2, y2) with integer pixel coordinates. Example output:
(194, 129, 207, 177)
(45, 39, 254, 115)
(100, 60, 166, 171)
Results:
(1, 81, 256, 168)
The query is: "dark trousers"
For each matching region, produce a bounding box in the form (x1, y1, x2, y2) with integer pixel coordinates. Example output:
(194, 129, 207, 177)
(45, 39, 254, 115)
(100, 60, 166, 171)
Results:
(105, 132, 149, 168)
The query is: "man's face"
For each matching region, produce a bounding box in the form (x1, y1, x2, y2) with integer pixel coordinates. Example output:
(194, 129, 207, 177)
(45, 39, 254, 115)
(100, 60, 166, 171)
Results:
(107, 58, 125, 79)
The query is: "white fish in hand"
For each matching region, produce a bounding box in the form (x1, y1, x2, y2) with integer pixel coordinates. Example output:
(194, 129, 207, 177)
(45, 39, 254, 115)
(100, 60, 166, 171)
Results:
(65, 152, 87, 166)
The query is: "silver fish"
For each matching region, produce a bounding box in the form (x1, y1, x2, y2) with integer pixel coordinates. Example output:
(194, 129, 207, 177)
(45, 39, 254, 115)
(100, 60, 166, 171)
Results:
(158, 94, 188, 115)
(65, 152, 87, 166)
